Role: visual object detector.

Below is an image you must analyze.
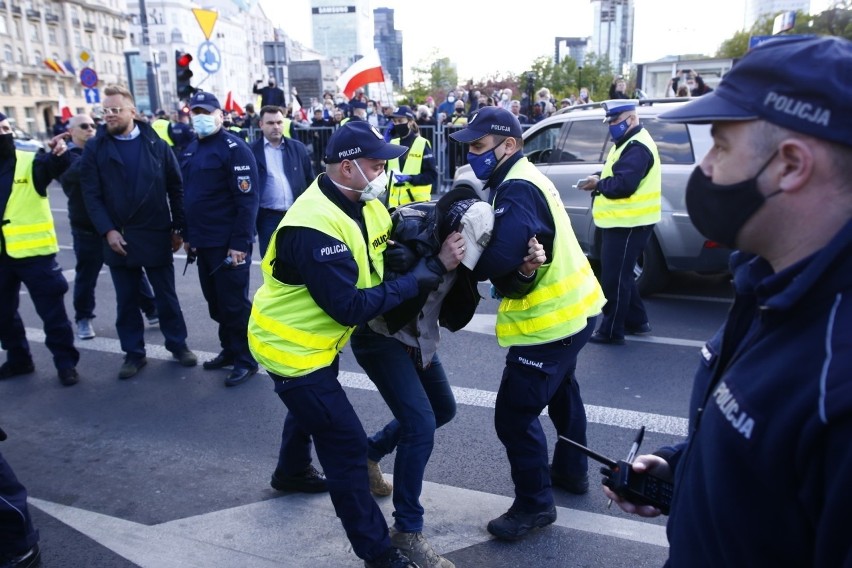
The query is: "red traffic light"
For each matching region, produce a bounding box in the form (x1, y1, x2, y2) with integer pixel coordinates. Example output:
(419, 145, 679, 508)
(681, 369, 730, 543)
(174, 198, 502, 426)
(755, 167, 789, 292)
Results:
(177, 53, 193, 67)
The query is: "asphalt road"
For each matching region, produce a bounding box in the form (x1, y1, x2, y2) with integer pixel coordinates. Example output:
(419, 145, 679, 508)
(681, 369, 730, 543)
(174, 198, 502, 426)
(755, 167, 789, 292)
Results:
(0, 183, 735, 567)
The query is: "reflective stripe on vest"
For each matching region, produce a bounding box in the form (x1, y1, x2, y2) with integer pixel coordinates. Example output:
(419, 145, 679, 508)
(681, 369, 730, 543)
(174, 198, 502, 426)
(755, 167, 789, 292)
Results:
(152, 119, 174, 146)
(494, 159, 605, 347)
(2, 151, 59, 258)
(248, 180, 391, 377)
(592, 128, 661, 228)
(387, 136, 431, 207)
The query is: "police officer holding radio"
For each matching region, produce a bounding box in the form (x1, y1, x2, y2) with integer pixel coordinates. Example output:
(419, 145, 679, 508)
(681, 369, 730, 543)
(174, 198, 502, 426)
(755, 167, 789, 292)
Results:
(248, 120, 449, 568)
(605, 36, 852, 567)
(577, 99, 661, 345)
(180, 91, 259, 387)
(449, 107, 606, 541)
(0, 112, 80, 387)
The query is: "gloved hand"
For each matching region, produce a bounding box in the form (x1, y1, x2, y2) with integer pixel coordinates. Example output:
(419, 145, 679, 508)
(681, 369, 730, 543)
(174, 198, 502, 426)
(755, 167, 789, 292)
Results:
(384, 241, 417, 272)
(393, 174, 411, 185)
(408, 257, 444, 292)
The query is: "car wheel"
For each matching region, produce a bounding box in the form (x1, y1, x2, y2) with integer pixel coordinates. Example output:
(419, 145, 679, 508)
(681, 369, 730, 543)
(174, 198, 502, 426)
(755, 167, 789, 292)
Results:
(635, 235, 669, 296)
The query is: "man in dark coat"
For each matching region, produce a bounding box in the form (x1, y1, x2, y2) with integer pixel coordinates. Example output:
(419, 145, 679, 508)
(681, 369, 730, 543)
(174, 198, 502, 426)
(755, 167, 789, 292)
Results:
(80, 85, 197, 380)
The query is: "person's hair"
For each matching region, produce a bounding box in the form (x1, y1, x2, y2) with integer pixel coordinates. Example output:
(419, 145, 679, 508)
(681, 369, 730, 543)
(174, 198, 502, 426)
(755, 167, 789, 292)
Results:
(754, 121, 852, 188)
(259, 105, 284, 120)
(103, 85, 134, 104)
(676, 85, 690, 97)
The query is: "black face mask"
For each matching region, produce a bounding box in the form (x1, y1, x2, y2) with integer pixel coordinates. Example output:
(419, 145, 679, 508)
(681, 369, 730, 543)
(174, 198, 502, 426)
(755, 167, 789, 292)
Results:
(685, 152, 780, 249)
(0, 133, 15, 160)
(391, 123, 409, 138)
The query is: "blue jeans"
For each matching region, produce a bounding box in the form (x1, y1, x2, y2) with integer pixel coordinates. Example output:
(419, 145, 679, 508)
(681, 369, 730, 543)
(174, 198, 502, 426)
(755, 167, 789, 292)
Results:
(71, 229, 157, 322)
(256, 208, 285, 259)
(351, 326, 457, 533)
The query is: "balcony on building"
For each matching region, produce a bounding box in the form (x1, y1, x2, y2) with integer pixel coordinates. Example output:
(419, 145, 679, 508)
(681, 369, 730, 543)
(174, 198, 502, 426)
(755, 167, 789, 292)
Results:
(26, 8, 40, 20)
(83, 21, 96, 32)
(112, 27, 127, 39)
(45, 12, 59, 23)
(72, 17, 80, 25)
(11, 4, 21, 15)
(0, 2, 7, 10)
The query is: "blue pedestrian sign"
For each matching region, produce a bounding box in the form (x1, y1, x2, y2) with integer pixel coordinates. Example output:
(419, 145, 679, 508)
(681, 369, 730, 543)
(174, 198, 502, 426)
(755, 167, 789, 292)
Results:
(198, 41, 221, 74)
(84, 88, 100, 104)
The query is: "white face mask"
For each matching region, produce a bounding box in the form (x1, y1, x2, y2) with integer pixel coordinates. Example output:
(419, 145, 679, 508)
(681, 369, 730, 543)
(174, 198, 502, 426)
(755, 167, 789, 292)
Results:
(333, 159, 388, 202)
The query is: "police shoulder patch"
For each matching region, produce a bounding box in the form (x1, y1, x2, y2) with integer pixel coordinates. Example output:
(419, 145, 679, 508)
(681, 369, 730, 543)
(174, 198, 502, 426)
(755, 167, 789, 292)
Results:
(237, 176, 252, 193)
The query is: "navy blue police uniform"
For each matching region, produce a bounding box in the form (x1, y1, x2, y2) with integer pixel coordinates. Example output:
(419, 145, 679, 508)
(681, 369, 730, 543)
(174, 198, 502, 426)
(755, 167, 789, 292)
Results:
(0, 430, 40, 566)
(180, 124, 259, 383)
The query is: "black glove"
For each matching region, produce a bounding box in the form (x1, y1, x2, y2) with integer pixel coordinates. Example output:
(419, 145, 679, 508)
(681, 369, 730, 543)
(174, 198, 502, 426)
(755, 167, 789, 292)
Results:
(384, 241, 417, 273)
(408, 257, 445, 292)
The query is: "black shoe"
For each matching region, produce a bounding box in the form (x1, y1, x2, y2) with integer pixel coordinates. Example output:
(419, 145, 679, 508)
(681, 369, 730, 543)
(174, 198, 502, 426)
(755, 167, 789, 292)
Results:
(203, 352, 234, 370)
(270, 465, 328, 493)
(550, 468, 589, 495)
(588, 331, 625, 345)
(0, 542, 41, 568)
(171, 347, 198, 367)
(118, 357, 147, 380)
(224, 366, 258, 387)
(0, 361, 35, 380)
(58, 367, 79, 387)
(486, 505, 557, 541)
(625, 322, 652, 335)
(364, 547, 418, 568)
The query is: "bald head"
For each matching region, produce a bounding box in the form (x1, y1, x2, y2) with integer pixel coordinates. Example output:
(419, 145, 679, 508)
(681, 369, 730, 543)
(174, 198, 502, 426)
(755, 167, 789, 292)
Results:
(68, 114, 96, 147)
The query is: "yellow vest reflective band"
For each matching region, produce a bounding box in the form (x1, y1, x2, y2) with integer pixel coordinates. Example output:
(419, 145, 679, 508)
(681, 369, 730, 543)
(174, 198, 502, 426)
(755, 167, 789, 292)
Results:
(152, 119, 173, 146)
(2, 151, 59, 258)
(386, 136, 431, 207)
(494, 158, 605, 347)
(248, 180, 391, 377)
(593, 128, 661, 228)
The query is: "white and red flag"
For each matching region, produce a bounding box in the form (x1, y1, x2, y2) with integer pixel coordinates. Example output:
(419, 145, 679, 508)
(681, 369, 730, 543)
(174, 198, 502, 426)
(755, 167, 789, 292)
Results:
(336, 50, 385, 99)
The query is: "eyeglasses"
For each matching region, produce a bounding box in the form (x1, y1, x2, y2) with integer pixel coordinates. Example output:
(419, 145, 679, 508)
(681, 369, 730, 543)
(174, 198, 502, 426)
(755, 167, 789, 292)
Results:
(102, 107, 127, 116)
(78, 123, 96, 130)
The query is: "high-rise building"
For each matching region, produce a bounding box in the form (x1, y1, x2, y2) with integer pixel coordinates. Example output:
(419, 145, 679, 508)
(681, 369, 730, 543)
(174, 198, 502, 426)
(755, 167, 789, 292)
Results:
(744, 0, 812, 29)
(373, 7, 402, 88)
(311, 0, 372, 69)
(589, 0, 634, 75)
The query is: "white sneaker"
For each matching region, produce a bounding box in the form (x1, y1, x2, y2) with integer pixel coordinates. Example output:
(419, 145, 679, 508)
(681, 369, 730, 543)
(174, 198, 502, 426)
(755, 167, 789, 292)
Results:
(368, 459, 393, 497)
(390, 529, 454, 568)
(76, 318, 95, 340)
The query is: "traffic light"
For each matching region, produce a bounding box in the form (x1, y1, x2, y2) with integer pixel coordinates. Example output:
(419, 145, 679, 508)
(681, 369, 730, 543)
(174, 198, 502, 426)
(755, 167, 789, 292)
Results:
(175, 50, 195, 100)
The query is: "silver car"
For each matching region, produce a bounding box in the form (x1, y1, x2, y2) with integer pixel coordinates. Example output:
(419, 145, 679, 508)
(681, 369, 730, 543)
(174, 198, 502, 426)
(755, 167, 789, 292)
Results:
(451, 100, 731, 295)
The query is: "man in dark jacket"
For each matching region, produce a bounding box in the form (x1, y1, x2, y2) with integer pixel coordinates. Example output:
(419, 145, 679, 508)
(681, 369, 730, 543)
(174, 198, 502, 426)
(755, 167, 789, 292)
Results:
(253, 77, 286, 108)
(251, 105, 315, 257)
(81, 85, 197, 380)
(607, 36, 852, 567)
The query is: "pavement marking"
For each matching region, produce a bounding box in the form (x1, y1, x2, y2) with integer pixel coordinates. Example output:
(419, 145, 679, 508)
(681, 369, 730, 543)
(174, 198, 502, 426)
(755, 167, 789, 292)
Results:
(26, 327, 689, 437)
(29, 478, 667, 568)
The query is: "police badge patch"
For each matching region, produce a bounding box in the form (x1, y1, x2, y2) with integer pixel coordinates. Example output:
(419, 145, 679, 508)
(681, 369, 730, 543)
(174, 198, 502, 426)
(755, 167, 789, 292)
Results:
(237, 176, 252, 193)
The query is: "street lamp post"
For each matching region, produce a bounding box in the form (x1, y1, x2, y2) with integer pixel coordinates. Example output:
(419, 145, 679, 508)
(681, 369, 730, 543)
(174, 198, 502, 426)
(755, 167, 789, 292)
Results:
(577, 66, 583, 93)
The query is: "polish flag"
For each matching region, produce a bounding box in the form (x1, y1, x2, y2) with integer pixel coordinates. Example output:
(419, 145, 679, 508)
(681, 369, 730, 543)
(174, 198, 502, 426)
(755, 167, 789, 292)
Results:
(58, 95, 73, 121)
(336, 50, 385, 99)
(224, 91, 244, 115)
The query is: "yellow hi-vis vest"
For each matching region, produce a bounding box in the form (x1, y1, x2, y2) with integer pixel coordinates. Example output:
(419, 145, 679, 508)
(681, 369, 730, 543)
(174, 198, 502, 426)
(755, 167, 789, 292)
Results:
(248, 180, 391, 378)
(495, 158, 605, 347)
(282, 118, 292, 139)
(152, 119, 173, 146)
(2, 150, 59, 258)
(386, 136, 431, 207)
(592, 128, 661, 228)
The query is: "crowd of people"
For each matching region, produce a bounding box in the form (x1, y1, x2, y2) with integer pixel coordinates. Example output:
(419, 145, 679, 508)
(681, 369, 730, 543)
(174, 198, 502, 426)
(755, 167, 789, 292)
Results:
(2, 35, 851, 568)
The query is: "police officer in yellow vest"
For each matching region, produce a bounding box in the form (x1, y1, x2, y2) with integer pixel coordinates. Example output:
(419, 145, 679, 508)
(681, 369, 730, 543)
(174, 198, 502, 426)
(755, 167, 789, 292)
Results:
(151, 109, 173, 146)
(450, 107, 605, 541)
(247, 120, 448, 568)
(577, 99, 661, 345)
(0, 112, 80, 386)
(386, 105, 437, 208)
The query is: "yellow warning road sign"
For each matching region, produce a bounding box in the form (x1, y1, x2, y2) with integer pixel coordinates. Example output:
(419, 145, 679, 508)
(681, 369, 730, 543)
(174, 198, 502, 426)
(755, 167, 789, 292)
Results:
(192, 8, 218, 40)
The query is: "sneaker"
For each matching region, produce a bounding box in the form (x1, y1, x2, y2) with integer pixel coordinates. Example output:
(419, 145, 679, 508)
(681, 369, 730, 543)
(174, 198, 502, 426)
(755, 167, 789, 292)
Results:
(368, 459, 393, 497)
(146, 314, 160, 326)
(76, 318, 95, 340)
(550, 467, 589, 495)
(270, 465, 328, 493)
(364, 547, 418, 568)
(171, 347, 197, 367)
(118, 357, 147, 380)
(486, 505, 557, 541)
(391, 529, 454, 568)
(58, 367, 80, 387)
(0, 360, 35, 380)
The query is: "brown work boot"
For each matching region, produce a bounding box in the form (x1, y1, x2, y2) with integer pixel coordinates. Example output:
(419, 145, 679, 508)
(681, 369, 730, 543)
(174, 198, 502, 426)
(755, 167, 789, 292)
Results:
(390, 529, 454, 568)
(368, 459, 393, 497)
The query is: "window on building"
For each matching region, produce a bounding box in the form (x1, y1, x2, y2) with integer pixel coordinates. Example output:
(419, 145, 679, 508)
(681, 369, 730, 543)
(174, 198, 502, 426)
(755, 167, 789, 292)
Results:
(58, 82, 66, 95)
(156, 32, 165, 44)
(160, 70, 169, 86)
(101, 35, 107, 50)
(22, 80, 31, 95)
(48, 26, 57, 44)
(74, 30, 81, 47)
(33, 49, 42, 67)
(2, 108, 13, 122)
(0, 16, 7, 35)
(29, 23, 40, 42)
(16, 47, 23, 64)
(0, 82, 9, 95)
(3, 45, 12, 63)
(13, 20, 21, 39)
(73, 85, 81, 97)
(39, 80, 48, 96)
(171, 29, 182, 43)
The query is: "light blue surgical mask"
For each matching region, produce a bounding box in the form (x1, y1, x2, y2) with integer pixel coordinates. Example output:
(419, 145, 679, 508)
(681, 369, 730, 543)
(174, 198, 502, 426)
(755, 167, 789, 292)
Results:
(191, 114, 217, 137)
